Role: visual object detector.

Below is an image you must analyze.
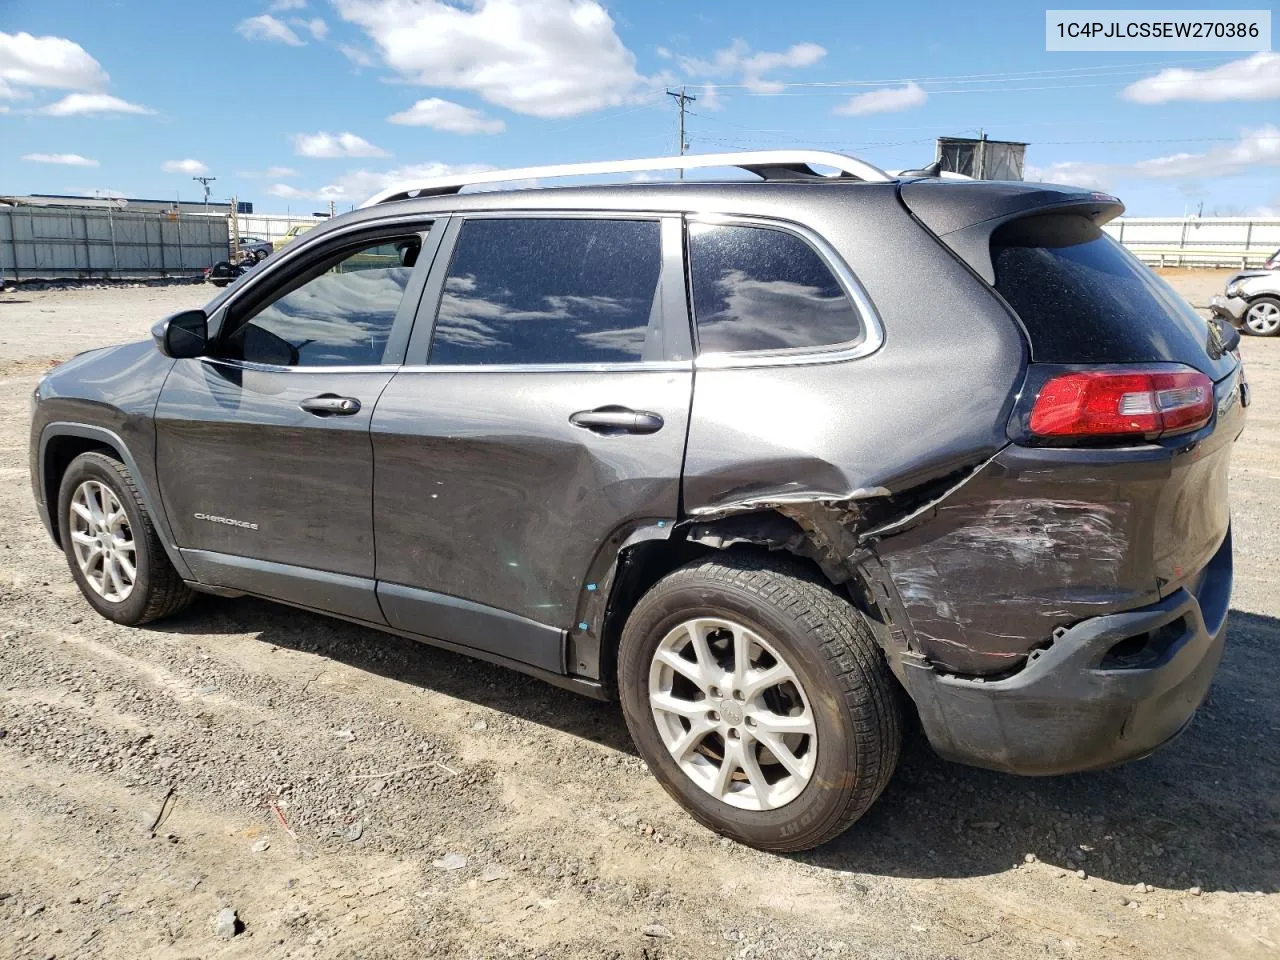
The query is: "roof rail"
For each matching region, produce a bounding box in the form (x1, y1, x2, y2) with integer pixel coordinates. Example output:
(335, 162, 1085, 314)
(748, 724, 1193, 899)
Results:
(359, 150, 893, 207)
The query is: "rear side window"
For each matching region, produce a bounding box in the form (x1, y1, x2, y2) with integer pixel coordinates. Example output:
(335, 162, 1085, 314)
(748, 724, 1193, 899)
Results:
(429, 218, 661, 365)
(688, 223, 863, 355)
(992, 215, 1220, 369)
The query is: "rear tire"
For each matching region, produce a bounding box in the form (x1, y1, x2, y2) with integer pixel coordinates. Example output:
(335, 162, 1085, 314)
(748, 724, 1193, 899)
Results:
(57, 452, 194, 626)
(618, 553, 901, 852)
(1243, 296, 1280, 337)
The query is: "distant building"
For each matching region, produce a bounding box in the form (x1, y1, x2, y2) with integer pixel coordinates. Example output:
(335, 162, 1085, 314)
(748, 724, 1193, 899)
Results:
(1, 194, 254, 214)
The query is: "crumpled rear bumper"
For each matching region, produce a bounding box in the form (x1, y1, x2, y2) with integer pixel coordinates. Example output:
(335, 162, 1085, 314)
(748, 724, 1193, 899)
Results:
(900, 529, 1231, 776)
(1210, 294, 1249, 326)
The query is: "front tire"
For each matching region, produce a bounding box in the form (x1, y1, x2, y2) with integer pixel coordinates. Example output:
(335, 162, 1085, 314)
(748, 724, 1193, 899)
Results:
(618, 553, 901, 852)
(57, 452, 194, 625)
(1244, 296, 1280, 337)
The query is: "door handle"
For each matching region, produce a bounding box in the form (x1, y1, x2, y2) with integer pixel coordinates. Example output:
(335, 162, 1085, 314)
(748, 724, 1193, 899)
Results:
(569, 406, 664, 435)
(299, 394, 362, 417)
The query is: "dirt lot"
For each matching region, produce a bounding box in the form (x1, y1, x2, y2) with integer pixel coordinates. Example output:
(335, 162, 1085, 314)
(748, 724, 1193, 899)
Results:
(0, 270, 1277, 960)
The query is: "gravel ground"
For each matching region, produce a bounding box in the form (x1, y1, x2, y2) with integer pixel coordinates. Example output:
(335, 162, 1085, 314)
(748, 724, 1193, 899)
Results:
(0, 271, 1277, 960)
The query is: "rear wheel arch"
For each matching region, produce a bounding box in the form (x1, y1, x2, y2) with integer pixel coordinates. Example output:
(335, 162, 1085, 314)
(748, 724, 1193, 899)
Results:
(597, 511, 882, 694)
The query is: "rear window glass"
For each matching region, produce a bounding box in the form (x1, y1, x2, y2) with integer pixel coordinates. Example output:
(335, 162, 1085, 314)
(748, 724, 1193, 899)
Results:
(688, 223, 863, 355)
(991, 215, 1219, 368)
(430, 218, 661, 366)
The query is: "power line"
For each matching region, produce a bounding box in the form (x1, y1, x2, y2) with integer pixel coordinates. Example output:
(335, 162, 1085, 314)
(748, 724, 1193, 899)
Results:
(678, 55, 1231, 90)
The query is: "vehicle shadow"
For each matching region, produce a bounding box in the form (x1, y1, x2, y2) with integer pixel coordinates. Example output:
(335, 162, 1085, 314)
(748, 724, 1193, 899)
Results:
(153, 599, 1279, 894)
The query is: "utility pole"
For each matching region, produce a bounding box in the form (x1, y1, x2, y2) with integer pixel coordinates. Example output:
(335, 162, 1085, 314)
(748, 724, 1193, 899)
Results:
(666, 87, 697, 178)
(192, 175, 216, 214)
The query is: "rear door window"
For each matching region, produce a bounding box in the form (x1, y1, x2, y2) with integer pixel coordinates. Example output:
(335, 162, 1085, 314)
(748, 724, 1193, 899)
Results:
(688, 223, 864, 355)
(991, 214, 1233, 378)
(429, 218, 662, 365)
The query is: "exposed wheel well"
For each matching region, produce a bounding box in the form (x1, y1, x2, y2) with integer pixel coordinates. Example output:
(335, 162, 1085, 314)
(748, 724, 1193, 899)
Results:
(598, 511, 867, 694)
(42, 435, 118, 541)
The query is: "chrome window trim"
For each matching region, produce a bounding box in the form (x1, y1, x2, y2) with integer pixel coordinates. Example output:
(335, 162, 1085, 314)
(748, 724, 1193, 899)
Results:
(685, 213, 885, 370)
(397, 360, 693, 375)
(198, 356, 693, 376)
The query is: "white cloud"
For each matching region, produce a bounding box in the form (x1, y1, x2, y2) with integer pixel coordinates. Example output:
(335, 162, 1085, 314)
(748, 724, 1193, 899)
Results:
(269, 0, 307, 9)
(39, 93, 154, 116)
(1132, 125, 1280, 179)
(1123, 52, 1280, 104)
(333, 0, 650, 118)
(677, 39, 825, 93)
(237, 14, 305, 46)
(265, 165, 298, 178)
(293, 131, 389, 158)
(1026, 126, 1280, 190)
(387, 97, 504, 134)
(338, 43, 375, 67)
(1024, 161, 1111, 191)
(698, 83, 723, 111)
(162, 158, 210, 175)
(0, 31, 108, 93)
(316, 161, 491, 204)
(267, 183, 310, 199)
(304, 18, 328, 40)
(835, 82, 927, 116)
(23, 152, 98, 167)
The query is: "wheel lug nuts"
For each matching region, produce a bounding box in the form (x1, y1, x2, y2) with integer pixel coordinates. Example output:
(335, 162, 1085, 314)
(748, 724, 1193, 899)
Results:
(708, 686, 720, 698)
(733, 690, 744, 701)
(708, 711, 719, 722)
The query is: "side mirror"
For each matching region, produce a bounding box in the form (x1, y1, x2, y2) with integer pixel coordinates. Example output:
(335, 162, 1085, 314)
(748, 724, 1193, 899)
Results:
(1216, 316, 1241, 354)
(152, 309, 208, 359)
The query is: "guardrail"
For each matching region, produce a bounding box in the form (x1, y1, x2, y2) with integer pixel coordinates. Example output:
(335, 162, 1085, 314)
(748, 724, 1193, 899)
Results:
(1108, 217, 1280, 270)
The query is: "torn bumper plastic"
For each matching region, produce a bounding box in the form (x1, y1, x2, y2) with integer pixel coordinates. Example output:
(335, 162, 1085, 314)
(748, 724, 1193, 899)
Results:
(901, 529, 1231, 776)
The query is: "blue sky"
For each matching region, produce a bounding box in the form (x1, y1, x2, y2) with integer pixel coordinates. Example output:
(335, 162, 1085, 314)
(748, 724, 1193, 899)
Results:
(2, 0, 1277, 216)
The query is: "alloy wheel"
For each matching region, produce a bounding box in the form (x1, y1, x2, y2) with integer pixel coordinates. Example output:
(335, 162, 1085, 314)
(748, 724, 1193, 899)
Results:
(648, 617, 817, 811)
(68, 480, 136, 602)
(1246, 301, 1280, 335)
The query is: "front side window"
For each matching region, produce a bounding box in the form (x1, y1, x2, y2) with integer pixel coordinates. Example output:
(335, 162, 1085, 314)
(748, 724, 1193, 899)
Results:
(689, 223, 864, 355)
(222, 236, 420, 367)
(429, 218, 662, 365)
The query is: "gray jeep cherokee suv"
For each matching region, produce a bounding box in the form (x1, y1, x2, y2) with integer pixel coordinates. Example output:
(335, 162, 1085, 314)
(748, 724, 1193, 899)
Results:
(29, 151, 1246, 852)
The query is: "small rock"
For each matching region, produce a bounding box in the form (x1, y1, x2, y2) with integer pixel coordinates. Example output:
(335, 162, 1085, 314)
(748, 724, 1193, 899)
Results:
(723, 929, 742, 942)
(1075, 870, 1087, 880)
(344, 821, 364, 842)
(214, 907, 242, 939)
(1189, 886, 1202, 897)
(1055, 870, 1067, 879)
(642, 923, 672, 939)
(471, 720, 488, 732)
(434, 853, 467, 871)
(1024, 853, 1037, 863)
(481, 865, 509, 883)
(251, 840, 270, 853)
(333, 730, 356, 742)
(24, 904, 45, 917)
(1118, 896, 1131, 907)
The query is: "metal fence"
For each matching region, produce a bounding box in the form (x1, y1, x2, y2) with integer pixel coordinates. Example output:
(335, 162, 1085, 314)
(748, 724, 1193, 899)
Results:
(1108, 217, 1280, 269)
(0, 205, 229, 280)
(232, 212, 327, 244)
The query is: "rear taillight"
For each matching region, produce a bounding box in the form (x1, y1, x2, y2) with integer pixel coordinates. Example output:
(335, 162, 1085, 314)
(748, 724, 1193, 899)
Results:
(1024, 365, 1214, 443)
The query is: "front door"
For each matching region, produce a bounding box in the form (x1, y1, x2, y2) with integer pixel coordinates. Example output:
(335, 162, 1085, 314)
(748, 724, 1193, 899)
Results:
(371, 215, 693, 673)
(155, 225, 436, 621)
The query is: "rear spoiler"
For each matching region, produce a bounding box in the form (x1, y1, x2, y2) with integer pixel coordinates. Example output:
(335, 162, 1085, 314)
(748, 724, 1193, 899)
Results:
(899, 180, 1124, 284)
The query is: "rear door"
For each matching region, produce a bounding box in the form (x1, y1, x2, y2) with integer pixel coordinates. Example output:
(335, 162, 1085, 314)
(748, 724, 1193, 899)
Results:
(370, 214, 692, 675)
(155, 221, 439, 621)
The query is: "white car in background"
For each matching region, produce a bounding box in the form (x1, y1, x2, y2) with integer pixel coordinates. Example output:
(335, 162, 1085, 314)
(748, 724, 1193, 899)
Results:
(1211, 254, 1280, 337)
